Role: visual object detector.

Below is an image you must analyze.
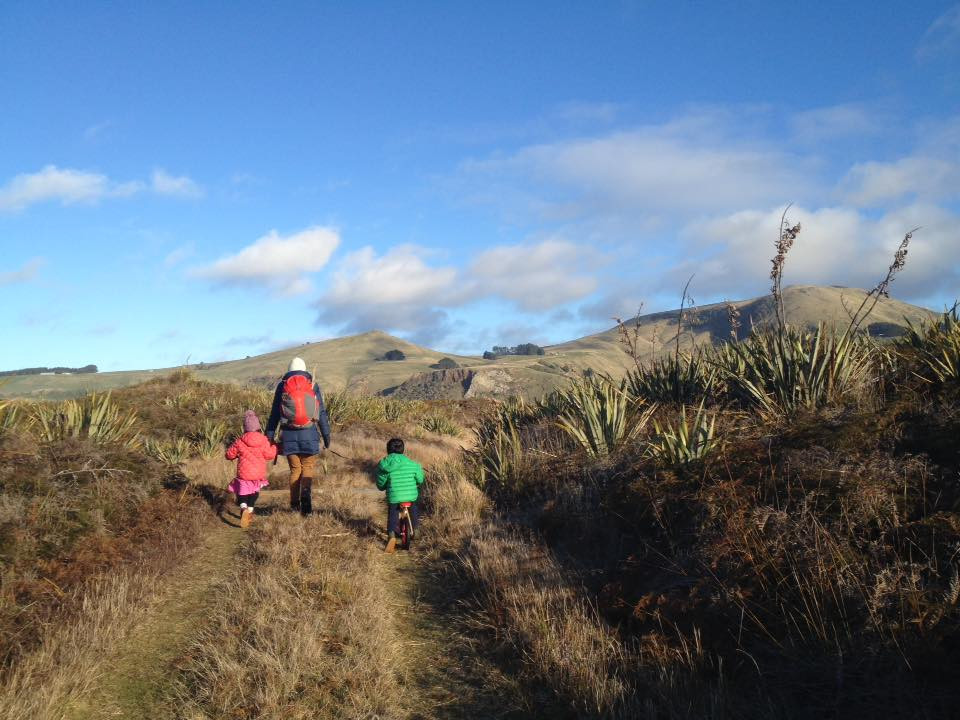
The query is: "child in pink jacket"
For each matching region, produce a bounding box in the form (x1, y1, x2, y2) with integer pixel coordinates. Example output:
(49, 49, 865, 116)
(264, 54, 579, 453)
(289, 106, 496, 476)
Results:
(225, 410, 277, 527)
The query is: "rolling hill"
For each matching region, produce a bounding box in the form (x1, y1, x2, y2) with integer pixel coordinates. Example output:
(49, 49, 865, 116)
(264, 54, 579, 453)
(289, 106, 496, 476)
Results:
(0, 286, 941, 401)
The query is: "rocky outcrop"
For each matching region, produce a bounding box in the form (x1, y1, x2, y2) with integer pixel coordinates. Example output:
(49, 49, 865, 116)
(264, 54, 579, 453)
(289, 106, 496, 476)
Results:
(388, 368, 475, 400)
(387, 367, 521, 400)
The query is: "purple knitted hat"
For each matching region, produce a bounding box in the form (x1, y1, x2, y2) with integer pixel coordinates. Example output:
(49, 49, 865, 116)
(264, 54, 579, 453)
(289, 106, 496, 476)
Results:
(242, 410, 261, 433)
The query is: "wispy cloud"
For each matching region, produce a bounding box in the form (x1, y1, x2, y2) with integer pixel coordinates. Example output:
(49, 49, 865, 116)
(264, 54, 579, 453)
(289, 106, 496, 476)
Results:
(163, 244, 195, 268)
(83, 120, 114, 141)
(0, 165, 205, 212)
(192, 226, 341, 295)
(917, 5, 960, 60)
(460, 114, 815, 222)
(841, 155, 960, 206)
(0, 257, 45, 286)
(152, 169, 204, 198)
(0, 166, 139, 212)
(790, 104, 881, 143)
(224, 335, 274, 347)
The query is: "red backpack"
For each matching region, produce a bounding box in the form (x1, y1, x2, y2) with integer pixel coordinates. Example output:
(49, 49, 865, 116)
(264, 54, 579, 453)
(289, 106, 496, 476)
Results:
(280, 375, 320, 429)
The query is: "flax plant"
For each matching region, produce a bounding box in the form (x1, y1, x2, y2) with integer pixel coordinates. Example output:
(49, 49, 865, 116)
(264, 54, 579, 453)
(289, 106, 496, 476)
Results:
(144, 437, 193, 465)
(556, 376, 656, 458)
(194, 419, 228, 458)
(32, 392, 141, 448)
(647, 402, 718, 465)
(626, 351, 718, 405)
(902, 305, 960, 384)
(718, 324, 875, 417)
(472, 414, 528, 491)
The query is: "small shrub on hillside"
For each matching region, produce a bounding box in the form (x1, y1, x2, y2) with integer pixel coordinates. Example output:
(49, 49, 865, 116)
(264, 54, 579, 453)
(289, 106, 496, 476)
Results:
(430, 357, 460, 370)
(379, 349, 406, 361)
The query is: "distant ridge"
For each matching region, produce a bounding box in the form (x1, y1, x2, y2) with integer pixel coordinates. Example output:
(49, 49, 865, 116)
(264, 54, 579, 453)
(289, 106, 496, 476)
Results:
(0, 286, 940, 401)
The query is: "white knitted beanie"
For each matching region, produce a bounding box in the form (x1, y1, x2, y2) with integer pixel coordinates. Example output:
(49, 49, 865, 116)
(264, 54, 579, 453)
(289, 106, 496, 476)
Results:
(288, 357, 307, 373)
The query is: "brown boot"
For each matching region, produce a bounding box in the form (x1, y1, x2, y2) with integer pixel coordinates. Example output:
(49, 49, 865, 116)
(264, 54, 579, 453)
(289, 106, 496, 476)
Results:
(289, 478, 301, 512)
(384, 535, 397, 554)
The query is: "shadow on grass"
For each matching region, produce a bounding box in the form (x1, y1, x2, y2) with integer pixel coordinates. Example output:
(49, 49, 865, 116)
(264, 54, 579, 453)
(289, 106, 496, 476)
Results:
(401, 543, 575, 720)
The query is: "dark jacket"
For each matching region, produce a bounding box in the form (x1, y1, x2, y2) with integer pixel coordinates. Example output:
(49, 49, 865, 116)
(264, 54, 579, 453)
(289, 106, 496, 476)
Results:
(265, 370, 332, 456)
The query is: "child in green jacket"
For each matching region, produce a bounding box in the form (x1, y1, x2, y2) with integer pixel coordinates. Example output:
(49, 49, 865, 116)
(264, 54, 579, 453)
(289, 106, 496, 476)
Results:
(376, 437, 424, 553)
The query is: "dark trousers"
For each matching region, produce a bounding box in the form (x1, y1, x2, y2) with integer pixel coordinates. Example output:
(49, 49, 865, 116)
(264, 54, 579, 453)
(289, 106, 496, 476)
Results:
(237, 491, 260, 507)
(387, 502, 419, 537)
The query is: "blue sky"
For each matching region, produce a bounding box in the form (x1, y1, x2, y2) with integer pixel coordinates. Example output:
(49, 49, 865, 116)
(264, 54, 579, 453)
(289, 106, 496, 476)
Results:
(1, 1, 958, 371)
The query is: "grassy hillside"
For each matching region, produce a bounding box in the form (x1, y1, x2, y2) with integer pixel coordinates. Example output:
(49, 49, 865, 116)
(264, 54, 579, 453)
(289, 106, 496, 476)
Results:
(0, 286, 939, 401)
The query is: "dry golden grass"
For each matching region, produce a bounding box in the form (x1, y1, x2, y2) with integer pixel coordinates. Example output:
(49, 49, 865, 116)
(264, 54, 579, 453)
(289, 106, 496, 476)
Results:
(168, 513, 404, 720)
(459, 527, 639, 717)
(0, 502, 211, 720)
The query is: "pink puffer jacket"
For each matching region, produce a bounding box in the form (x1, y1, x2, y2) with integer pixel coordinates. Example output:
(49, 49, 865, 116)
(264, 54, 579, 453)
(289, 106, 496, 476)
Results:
(225, 431, 277, 495)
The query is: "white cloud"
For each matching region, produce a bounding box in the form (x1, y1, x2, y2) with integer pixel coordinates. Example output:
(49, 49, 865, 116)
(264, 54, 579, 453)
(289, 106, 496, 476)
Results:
(0, 257, 45, 286)
(917, 5, 960, 60)
(470, 239, 598, 310)
(841, 155, 960, 206)
(314, 238, 602, 341)
(192, 226, 341, 295)
(673, 203, 960, 301)
(0, 165, 205, 212)
(327, 245, 460, 307)
(317, 245, 460, 337)
(152, 169, 204, 198)
(0, 166, 140, 212)
(462, 117, 814, 220)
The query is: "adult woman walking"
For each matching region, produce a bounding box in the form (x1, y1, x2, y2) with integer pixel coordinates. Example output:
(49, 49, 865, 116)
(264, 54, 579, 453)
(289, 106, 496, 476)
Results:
(265, 357, 332, 515)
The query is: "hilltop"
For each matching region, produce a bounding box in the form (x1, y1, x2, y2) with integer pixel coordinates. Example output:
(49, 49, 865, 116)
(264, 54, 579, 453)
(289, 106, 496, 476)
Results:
(0, 285, 940, 400)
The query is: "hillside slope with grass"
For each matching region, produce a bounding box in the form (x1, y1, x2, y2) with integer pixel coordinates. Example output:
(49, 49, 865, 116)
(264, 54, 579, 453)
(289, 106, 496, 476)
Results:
(0, 286, 939, 402)
(2, 299, 959, 718)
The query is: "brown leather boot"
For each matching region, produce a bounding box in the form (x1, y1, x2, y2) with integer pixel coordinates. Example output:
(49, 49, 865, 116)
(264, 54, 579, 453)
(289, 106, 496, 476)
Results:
(300, 476, 313, 515)
(289, 478, 301, 512)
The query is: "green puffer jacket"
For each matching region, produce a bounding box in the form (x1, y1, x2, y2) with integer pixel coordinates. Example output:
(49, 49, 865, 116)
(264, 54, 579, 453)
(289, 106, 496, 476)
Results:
(376, 453, 424, 504)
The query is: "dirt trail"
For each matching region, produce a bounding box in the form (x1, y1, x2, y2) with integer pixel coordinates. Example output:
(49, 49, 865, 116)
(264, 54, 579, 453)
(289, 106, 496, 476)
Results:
(327, 439, 535, 720)
(372, 550, 530, 719)
(63, 490, 285, 720)
(61, 431, 541, 719)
